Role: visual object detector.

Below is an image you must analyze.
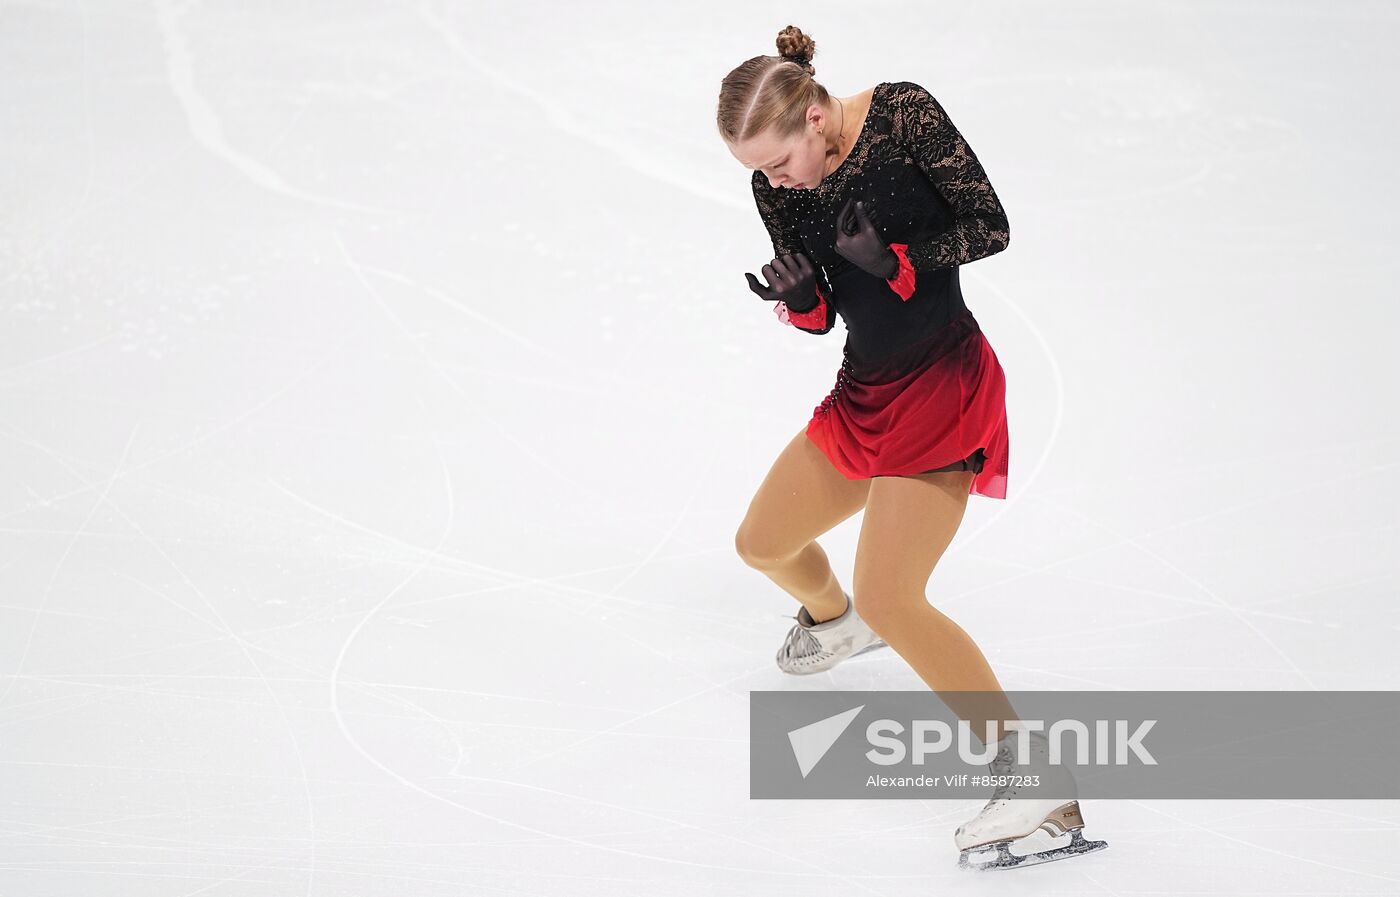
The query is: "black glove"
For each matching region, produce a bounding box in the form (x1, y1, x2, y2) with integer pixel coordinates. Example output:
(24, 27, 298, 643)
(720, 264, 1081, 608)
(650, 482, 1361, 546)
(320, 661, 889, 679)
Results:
(834, 199, 899, 280)
(745, 252, 823, 313)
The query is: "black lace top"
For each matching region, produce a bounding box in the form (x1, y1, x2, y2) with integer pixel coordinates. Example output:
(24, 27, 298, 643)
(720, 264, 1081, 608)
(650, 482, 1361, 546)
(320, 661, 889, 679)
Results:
(751, 81, 1010, 373)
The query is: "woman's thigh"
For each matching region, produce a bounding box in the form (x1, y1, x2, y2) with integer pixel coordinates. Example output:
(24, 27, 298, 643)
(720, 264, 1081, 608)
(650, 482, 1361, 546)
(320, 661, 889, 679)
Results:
(853, 469, 975, 618)
(735, 427, 873, 564)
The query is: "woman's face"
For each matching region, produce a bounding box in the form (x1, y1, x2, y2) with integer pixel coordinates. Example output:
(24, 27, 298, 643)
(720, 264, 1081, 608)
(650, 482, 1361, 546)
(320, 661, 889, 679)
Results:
(730, 107, 829, 190)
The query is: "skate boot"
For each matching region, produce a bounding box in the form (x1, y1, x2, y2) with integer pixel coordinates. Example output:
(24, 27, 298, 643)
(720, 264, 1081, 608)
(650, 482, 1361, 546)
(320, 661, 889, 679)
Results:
(775, 589, 888, 675)
(954, 730, 1109, 871)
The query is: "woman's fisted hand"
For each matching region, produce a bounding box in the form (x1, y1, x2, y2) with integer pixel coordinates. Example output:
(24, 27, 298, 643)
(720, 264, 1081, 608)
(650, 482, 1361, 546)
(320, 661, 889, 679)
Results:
(833, 199, 899, 280)
(745, 252, 822, 313)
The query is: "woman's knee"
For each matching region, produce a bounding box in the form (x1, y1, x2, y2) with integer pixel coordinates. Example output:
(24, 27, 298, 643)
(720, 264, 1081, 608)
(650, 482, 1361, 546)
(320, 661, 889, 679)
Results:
(848, 577, 929, 630)
(734, 523, 806, 570)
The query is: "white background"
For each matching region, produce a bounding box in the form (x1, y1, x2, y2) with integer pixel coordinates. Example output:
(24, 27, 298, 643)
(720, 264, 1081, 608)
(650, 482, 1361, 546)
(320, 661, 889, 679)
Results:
(3, 1, 1398, 893)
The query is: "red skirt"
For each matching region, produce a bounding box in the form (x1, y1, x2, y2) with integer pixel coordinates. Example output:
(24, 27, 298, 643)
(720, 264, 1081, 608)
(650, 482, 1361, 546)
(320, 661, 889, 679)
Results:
(804, 308, 1009, 499)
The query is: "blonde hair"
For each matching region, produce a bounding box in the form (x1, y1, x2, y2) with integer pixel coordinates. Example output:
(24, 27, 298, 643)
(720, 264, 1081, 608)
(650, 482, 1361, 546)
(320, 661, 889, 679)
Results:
(716, 25, 831, 145)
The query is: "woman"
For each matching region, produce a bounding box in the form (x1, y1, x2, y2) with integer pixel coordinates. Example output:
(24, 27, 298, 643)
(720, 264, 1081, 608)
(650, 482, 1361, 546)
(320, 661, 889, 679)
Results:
(716, 26, 1108, 871)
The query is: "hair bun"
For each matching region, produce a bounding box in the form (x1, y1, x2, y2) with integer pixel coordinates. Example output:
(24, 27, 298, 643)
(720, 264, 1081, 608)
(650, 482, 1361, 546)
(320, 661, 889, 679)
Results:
(775, 25, 816, 72)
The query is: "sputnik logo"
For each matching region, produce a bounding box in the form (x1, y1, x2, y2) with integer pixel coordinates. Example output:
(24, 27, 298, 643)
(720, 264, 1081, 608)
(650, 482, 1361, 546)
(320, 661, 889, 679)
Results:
(787, 704, 865, 778)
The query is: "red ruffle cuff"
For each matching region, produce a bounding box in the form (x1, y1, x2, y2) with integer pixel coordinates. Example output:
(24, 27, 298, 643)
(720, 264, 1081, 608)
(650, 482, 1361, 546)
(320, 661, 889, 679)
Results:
(885, 242, 916, 301)
(775, 284, 830, 328)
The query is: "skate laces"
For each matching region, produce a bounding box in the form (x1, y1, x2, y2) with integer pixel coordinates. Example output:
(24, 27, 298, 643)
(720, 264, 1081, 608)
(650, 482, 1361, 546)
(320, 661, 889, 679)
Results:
(988, 739, 1023, 801)
(779, 617, 827, 664)
(986, 733, 1052, 802)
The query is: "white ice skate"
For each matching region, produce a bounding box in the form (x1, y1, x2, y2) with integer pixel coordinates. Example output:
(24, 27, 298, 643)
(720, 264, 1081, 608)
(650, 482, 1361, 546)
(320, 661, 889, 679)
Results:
(954, 730, 1109, 871)
(775, 590, 888, 675)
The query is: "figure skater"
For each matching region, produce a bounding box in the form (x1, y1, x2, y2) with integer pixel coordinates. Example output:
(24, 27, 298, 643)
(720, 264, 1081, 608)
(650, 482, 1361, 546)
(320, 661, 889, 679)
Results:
(715, 25, 1108, 871)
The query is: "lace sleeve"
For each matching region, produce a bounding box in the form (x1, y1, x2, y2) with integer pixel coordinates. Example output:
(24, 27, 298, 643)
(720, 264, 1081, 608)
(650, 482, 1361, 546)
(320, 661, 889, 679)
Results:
(891, 82, 1010, 271)
(752, 171, 804, 258)
(751, 172, 834, 334)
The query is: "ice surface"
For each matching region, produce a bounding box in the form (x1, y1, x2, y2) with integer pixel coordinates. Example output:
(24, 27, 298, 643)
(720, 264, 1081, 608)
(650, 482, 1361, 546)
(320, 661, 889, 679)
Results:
(2, 1, 1398, 894)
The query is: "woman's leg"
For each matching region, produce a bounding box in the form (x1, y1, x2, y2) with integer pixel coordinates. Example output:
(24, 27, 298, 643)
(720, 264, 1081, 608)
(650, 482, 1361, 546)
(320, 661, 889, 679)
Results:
(735, 428, 873, 624)
(853, 469, 1019, 748)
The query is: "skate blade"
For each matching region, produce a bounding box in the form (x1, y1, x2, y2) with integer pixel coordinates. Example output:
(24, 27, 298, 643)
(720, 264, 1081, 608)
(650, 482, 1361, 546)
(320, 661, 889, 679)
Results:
(852, 639, 889, 656)
(958, 830, 1108, 872)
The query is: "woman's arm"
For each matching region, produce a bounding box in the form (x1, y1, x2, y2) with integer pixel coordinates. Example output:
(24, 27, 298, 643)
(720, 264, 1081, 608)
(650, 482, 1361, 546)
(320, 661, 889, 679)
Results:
(885, 82, 1010, 296)
(752, 173, 836, 334)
